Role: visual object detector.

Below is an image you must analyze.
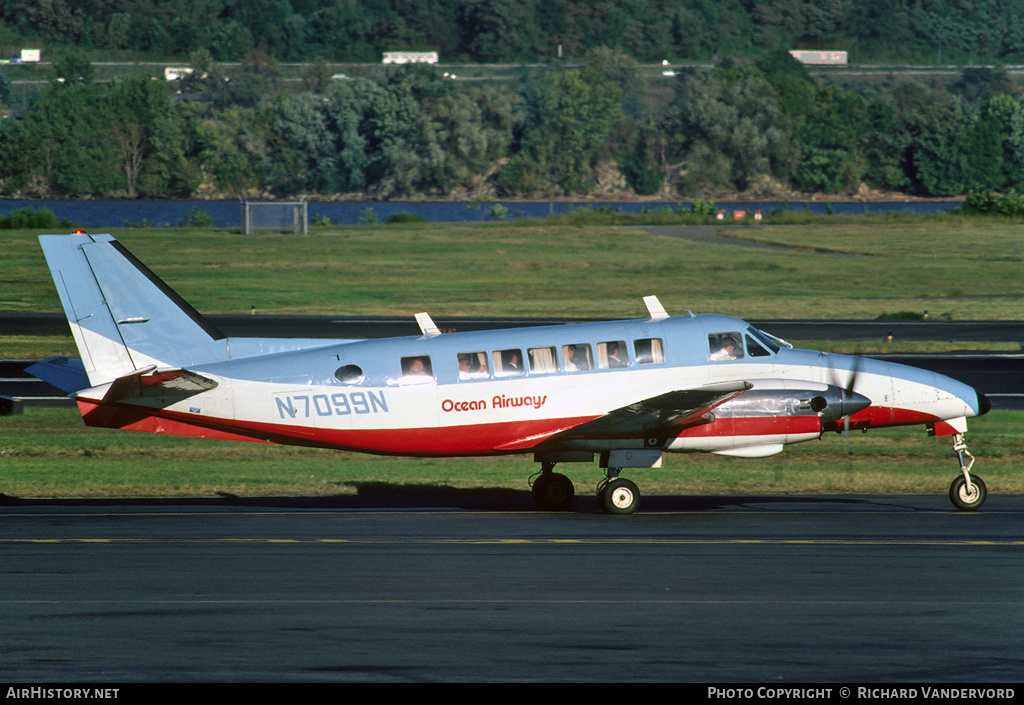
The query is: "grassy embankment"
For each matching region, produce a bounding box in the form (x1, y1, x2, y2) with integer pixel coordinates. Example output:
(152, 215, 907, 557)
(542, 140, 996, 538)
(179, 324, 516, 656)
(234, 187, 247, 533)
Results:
(2, 213, 1022, 498)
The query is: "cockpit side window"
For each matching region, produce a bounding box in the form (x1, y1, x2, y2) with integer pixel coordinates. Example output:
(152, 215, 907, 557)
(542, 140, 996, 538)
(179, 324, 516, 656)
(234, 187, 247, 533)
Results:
(708, 333, 744, 362)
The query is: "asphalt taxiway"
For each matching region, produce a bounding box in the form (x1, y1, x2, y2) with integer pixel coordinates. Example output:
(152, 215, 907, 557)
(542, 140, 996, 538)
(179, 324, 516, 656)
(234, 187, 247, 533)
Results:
(2, 494, 1023, 682)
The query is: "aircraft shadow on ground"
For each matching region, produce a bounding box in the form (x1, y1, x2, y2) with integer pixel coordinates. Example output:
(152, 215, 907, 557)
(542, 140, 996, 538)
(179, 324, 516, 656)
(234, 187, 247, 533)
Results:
(0, 485, 881, 512)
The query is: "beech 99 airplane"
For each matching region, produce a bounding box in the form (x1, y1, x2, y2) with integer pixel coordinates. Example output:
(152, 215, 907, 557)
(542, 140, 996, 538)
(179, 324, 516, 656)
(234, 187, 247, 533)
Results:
(32, 233, 991, 514)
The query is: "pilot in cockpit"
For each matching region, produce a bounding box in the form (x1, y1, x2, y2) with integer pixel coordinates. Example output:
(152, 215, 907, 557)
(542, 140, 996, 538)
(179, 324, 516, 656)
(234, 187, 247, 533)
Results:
(709, 336, 740, 361)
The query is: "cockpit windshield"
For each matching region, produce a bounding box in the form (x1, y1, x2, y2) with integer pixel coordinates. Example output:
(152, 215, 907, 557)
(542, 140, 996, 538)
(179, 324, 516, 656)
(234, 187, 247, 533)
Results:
(746, 326, 782, 354)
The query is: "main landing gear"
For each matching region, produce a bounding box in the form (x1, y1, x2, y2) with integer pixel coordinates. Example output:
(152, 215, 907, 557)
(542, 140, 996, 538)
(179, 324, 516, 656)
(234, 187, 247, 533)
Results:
(530, 462, 575, 511)
(530, 462, 641, 514)
(948, 433, 986, 511)
(597, 471, 641, 515)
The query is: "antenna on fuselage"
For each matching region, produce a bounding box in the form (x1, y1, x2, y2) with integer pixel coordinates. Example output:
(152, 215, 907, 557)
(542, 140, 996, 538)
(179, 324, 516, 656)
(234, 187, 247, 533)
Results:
(415, 312, 442, 338)
(643, 295, 670, 320)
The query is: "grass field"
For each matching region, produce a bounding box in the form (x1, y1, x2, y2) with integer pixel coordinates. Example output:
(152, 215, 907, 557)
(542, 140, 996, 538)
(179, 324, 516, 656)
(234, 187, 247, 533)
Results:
(1, 214, 1021, 500)
(4, 214, 1024, 323)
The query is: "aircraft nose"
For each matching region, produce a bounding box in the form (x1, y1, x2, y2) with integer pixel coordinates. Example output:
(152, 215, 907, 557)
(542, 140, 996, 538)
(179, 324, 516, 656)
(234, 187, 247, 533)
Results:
(977, 391, 992, 416)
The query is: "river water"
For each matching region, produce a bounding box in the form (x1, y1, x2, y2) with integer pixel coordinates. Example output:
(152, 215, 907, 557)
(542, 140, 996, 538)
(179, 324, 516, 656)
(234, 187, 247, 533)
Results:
(0, 198, 961, 229)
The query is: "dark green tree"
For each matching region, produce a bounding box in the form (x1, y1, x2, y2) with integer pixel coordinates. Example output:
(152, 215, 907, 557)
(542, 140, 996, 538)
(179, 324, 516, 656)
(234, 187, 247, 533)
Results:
(138, 102, 205, 197)
(665, 71, 796, 193)
(0, 84, 122, 195)
(52, 54, 95, 86)
(499, 67, 623, 194)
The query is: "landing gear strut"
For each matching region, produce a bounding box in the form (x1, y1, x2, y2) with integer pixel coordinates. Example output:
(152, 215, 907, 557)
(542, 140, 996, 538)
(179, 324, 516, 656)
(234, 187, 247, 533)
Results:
(948, 433, 986, 511)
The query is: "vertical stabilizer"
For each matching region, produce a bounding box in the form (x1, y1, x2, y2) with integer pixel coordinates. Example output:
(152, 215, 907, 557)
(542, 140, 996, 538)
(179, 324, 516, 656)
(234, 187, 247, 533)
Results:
(38, 234, 229, 387)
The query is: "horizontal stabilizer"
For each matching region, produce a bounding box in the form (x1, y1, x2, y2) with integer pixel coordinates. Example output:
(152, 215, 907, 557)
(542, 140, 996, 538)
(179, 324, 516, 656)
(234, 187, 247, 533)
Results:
(25, 356, 90, 394)
(76, 366, 219, 405)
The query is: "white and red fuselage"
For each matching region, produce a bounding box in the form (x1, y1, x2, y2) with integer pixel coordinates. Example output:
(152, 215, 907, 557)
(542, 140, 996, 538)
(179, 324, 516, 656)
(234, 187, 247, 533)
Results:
(35, 232, 990, 512)
(72, 313, 987, 459)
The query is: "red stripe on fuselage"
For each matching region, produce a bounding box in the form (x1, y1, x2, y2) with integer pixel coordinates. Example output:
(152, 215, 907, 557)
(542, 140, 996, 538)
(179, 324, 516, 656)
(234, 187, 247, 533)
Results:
(75, 400, 943, 457)
(76, 399, 598, 456)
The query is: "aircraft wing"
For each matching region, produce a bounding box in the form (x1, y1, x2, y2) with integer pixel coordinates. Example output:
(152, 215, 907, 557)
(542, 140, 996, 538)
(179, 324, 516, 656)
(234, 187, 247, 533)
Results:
(492, 381, 753, 452)
(491, 379, 749, 450)
(553, 381, 752, 440)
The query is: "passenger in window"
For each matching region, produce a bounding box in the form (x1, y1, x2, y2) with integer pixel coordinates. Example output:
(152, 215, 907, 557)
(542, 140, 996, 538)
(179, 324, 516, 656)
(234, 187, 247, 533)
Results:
(503, 350, 523, 373)
(564, 344, 590, 371)
(606, 341, 628, 368)
(709, 336, 740, 361)
(565, 345, 579, 371)
(458, 352, 489, 378)
(403, 356, 432, 376)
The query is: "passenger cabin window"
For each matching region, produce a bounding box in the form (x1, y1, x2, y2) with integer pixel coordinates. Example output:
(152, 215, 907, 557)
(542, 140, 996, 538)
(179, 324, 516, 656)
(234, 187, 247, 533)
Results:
(528, 346, 558, 374)
(401, 355, 433, 382)
(334, 364, 364, 384)
(457, 352, 489, 380)
(493, 348, 525, 377)
(708, 333, 744, 362)
(598, 340, 629, 369)
(634, 338, 665, 365)
(562, 343, 592, 371)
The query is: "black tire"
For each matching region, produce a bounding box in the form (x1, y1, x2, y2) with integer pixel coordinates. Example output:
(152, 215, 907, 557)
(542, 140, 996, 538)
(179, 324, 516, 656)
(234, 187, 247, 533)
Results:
(600, 478, 640, 515)
(532, 472, 575, 511)
(949, 474, 987, 511)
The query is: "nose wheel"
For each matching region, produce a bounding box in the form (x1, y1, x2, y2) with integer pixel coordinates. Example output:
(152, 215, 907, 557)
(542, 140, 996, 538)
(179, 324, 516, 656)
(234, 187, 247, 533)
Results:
(949, 473, 986, 511)
(949, 433, 986, 511)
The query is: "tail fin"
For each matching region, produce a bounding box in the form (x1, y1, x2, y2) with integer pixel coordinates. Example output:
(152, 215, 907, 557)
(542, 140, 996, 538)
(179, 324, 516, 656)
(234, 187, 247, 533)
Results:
(38, 233, 229, 387)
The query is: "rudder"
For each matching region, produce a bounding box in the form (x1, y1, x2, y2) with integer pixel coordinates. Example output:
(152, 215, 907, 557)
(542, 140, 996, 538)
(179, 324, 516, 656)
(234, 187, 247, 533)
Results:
(38, 233, 229, 387)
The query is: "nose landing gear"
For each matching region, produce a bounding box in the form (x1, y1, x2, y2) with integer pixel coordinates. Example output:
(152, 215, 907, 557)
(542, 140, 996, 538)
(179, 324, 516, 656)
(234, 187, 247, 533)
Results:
(949, 433, 986, 511)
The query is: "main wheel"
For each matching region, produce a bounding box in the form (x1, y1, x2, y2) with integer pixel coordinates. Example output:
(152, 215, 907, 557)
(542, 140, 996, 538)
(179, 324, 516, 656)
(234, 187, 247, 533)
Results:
(949, 474, 987, 511)
(600, 478, 640, 515)
(532, 472, 575, 511)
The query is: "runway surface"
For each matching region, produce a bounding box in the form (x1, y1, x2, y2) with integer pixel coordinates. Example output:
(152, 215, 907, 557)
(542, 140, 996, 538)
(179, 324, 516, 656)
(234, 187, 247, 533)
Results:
(2, 494, 1023, 682)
